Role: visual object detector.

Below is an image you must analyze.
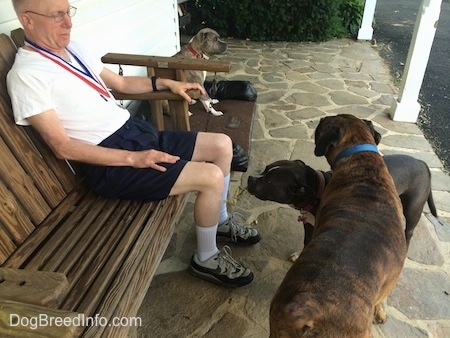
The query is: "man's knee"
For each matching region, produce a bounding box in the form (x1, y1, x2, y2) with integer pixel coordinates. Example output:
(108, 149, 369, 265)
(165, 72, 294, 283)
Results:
(194, 163, 224, 197)
(204, 163, 225, 187)
(217, 133, 233, 158)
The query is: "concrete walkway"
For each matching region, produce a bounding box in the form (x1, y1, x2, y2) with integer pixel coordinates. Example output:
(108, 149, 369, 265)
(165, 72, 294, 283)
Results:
(131, 38, 450, 338)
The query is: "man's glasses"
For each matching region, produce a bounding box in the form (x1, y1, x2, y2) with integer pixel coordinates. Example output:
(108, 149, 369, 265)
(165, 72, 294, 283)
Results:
(25, 6, 77, 22)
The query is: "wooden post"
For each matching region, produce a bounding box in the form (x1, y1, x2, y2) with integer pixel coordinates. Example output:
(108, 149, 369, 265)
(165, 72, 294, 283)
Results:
(390, 0, 443, 122)
(357, 0, 377, 40)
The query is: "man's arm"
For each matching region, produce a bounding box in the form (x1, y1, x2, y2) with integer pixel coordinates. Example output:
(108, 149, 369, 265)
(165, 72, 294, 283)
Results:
(27, 109, 179, 172)
(26, 68, 203, 171)
(99, 67, 205, 101)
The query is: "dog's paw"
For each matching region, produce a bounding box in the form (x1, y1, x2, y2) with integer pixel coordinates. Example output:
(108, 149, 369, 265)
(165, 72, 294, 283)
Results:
(189, 99, 197, 105)
(373, 304, 387, 324)
(188, 111, 193, 116)
(209, 108, 223, 116)
(289, 252, 300, 263)
(211, 99, 219, 104)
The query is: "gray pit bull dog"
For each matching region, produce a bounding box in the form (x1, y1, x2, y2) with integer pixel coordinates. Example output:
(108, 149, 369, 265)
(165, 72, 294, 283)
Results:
(178, 28, 228, 116)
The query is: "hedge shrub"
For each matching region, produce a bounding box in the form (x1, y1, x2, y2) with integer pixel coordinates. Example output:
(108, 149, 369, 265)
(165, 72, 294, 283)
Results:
(183, 0, 365, 42)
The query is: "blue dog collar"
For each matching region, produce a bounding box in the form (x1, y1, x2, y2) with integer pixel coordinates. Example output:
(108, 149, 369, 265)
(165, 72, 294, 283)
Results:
(334, 144, 379, 166)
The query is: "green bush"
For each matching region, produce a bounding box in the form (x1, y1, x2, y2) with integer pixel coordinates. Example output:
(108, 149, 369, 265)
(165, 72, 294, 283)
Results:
(183, 0, 365, 42)
(340, 0, 365, 38)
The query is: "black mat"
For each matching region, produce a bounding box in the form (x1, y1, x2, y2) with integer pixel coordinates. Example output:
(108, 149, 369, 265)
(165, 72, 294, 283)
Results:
(129, 98, 256, 155)
(187, 99, 256, 154)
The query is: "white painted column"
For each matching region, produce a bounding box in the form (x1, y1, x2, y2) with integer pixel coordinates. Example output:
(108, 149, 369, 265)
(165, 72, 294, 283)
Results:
(390, 0, 442, 122)
(357, 0, 377, 40)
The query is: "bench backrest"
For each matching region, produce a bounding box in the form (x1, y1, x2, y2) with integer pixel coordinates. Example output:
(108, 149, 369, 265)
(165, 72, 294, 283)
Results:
(0, 33, 79, 264)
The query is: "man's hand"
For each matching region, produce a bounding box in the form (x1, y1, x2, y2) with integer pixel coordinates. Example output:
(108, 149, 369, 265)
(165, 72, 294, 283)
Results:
(130, 149, 180, 172)
(165, 79, 206, 102)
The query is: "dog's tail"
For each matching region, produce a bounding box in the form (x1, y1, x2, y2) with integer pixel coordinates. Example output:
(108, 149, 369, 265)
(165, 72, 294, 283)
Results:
(427, 191, 438, 217)
(424, 161, 438, 218)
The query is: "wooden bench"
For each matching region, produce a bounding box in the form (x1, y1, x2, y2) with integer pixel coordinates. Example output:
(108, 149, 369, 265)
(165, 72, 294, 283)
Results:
(0, 29, 230, 337)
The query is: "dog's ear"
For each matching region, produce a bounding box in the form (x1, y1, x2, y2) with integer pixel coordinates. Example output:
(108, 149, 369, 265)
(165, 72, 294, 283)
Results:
(363, 119, 382, 145)
(314, 121, 340, 157)
(201, 31, 209, 42)
(292, 159, 306, 166)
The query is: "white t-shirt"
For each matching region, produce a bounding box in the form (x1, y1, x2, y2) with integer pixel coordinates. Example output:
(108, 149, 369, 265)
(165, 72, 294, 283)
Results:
(7, 41, 130, 145)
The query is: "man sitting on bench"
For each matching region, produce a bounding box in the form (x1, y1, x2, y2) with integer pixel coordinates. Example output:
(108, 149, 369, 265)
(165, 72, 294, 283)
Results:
(7, 0, 260, 288)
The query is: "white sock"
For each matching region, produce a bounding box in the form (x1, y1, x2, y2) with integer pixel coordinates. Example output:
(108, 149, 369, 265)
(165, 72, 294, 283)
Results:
(219, 174, 230, 225)
(196, 224, 219, 261)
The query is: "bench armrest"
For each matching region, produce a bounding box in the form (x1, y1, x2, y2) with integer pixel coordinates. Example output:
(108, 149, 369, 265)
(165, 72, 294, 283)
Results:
(101, 53, 231, 131)
(110, 89, 201, 101)
(101, 53, 231, 73)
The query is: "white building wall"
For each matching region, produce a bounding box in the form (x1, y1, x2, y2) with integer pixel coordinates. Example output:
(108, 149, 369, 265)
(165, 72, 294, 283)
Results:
(0, 0, 181, 76)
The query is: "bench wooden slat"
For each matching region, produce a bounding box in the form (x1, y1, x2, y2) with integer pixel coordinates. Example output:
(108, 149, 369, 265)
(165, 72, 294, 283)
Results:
(83, 195, 187, 337)
(51, 200, 135, 292)
(21, 128, 79, 194)
(41, 198, 119, 273)
(0, 300, 82, 338)
(2, 184, 90, 268)
(61, 200, 139, 280)
(10, 27, 25, 48)
(25, 193, 107, 271)
(0, 180, 35, 244)
(60, 213, 137, 311)
(0, 94, 72, 208)
(0, 268, 69, 308)
(0, 135, 51, 224)
(63, 200, 154, 313)
(0, 34, 16, 106)
(0, 227, 16, 265)
(102, 53, 231, 72)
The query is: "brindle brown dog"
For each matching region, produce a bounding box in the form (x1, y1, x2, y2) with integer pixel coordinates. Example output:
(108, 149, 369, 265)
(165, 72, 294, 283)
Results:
(269, 114, 407, 338)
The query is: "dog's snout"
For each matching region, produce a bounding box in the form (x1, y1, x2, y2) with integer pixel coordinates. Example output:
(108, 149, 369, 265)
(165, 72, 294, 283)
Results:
(247, 176, 259, 192)
(247, 176, 257, 185)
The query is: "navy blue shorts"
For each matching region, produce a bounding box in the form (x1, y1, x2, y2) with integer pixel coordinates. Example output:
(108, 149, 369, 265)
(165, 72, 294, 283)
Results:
(80, 118, 198, 201)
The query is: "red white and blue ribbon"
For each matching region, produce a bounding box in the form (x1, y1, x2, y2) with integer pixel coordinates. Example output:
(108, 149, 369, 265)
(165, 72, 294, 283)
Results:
(24, 38, 111, 99)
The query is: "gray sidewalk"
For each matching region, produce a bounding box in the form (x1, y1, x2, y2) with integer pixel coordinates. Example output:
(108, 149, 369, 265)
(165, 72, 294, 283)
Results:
(131, 38, 450, 338)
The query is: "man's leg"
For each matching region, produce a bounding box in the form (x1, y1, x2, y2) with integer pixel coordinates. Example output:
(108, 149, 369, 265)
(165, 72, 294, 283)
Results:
(188, 132, 261, 245)
(170, 160, 253, 287)
(169, 132, 230, 226)
(169, 133, 257, 287)
(189, 132, 232, 224)
(170, 160, 223, 226)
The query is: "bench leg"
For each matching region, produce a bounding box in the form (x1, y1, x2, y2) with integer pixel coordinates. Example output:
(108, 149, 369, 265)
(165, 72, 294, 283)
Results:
(149, 100, 164, 130)
(168, 100, 190, 131)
